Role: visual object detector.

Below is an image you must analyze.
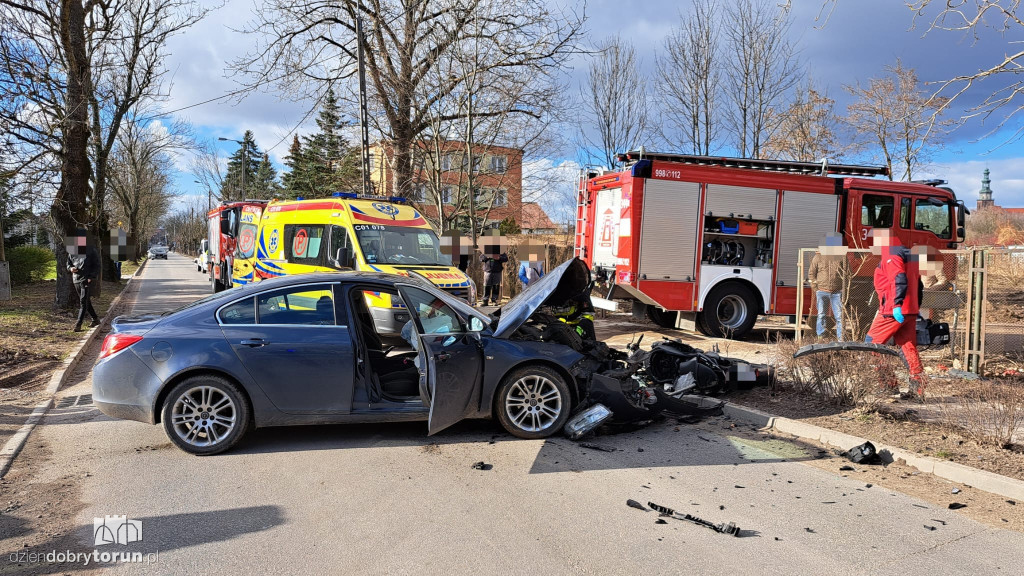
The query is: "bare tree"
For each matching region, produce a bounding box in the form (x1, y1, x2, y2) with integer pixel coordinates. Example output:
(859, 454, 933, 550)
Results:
(722, 0, 801, 158)
(845, 60, 951, 181)
(234, 0, 584, 197)
(656, 0, 721, 155)
(0, 0, 204, 306)
(793, 1, 1024, 143)
(108, 116, 185, 260)
(577, 35, 649, 168)
(762, 79, 842, 162)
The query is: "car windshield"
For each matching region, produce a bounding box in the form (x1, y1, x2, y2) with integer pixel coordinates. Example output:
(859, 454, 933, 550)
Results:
(353, 224, 447, 266)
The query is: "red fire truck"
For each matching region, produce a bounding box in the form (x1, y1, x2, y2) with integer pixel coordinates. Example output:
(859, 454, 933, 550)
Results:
(575, 152, 968, 338)
(207, 200, 267, 292)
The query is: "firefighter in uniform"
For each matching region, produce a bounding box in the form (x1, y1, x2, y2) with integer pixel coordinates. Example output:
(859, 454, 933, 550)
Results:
(865, 230, 926, 397)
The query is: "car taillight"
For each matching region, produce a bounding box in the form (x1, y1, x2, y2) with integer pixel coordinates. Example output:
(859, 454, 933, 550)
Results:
(99, 334, 143, 359)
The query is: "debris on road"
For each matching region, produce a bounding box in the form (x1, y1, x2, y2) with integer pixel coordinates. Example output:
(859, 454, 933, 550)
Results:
(952, 488, 961, 494)
(626, 499, 648, 511)
(839, 465, 856, 472)
(844, 441, 881, 465)
(579, 442, 617, 453)
(924, 525, 937, 531)
(948, 502, 967, 510)
(470, 461, 493, 471)
(646, 501, 741, 536)
(564, 404, 613, 440)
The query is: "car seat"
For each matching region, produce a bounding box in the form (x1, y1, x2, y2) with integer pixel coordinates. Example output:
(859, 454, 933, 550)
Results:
(315, 296, 334, 325)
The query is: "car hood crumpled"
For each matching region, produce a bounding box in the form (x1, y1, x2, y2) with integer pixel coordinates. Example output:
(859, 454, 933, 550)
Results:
(491, 257, 590, 339)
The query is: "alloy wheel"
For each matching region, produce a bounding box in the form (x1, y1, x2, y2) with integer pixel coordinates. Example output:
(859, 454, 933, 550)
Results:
(170, 386, 237, 447)
(504, 374, 563, 432)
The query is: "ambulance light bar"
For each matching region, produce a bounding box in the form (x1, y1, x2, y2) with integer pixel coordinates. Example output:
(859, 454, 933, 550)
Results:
(331, 191, 409, 204)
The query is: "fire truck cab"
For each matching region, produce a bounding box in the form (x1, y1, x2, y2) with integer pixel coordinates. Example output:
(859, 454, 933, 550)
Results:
(576, 152, 967, 338)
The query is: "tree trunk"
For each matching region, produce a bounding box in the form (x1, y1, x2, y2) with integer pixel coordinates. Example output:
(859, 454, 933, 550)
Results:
(53, 0, 93, 310)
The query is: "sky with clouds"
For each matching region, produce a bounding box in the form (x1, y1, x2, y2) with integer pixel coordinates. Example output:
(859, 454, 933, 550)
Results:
(161, 0, 1024, 221)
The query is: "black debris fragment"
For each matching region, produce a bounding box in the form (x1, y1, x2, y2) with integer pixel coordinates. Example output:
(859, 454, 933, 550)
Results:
(734, 485, 745, 489)
(804, 527, 815, 533)
(822, 501, 837, 504)
(839, 465, 855, 472)
(774, 537, 781, 541)
(865, 484, 873, 488)
(924, 525, 937, 531)
(845, 441, 881, 465)
(719, 505, 725, 510)
(912, 504, 928, 509)
(655, 519, 668, 524)
(470, 461, 493, 471)
(697, 435, 712, 442)
(638, 448, 645, 452)
(647, 502, 741, 536)
(931, 519, 947, 526)
(627, 499, 648, 512)
(948, 503, 967, 510)
(1008, 500, 1017, 506)
(579, 442, 617, 452)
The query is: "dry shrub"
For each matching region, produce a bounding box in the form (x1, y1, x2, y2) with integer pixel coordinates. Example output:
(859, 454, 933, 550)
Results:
(940, 378, 1024, 449)
(771, 338, 904, 408)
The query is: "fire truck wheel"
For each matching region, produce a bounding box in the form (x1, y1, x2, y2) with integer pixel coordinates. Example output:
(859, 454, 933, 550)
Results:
(646, 306, 678, 329)
(694, 312, 712, 336)
(701, 283, 757, 339)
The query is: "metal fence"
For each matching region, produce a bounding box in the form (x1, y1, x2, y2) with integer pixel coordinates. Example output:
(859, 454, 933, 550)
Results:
(795, 247, 1024, 376)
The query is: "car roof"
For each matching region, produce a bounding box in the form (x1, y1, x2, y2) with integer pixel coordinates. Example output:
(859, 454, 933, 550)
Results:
(233, 270, 426, 294)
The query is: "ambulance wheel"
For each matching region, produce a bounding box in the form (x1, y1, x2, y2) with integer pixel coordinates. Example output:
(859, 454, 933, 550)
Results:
(646, 306, 678, 329)
(701, 283, 757, 339)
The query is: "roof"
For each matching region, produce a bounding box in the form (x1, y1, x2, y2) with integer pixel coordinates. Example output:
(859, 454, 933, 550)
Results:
(521, 202, 557, 230)
(1003, 207, 1024, 215)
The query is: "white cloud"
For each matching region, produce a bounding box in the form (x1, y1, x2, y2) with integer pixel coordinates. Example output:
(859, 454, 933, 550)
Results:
(522, 158, 581, 226)
(919, 158, 1024, 208)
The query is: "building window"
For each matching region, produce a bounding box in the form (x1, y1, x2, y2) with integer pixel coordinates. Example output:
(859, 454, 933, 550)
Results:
(441, 154, 452, 171)
(493, 189, 507, 207)
(368, 153, 376, 173)
(490, 155, 507, 174)
(472, 157, 480, 173)
(442, 186, 454, 204)
(412, 184, 427, 203)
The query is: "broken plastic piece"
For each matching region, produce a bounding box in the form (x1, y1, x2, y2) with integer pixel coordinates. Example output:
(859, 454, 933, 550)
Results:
(579, 442, 616, 452)
(470, 461, 493, 471)
(948, 502, 967, 510)
(845, 441, 880, 465)
(564, 403, 613, 440)
(793, 341, 902, 359)
(626, 499, 647, 511)
(647, 501, 740, 536)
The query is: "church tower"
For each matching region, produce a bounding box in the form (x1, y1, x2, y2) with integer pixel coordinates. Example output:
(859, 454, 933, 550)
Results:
(977, 168, 995, 210)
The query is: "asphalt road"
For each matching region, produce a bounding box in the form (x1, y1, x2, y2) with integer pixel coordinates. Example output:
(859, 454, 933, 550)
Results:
(7, 252, 1024, 575)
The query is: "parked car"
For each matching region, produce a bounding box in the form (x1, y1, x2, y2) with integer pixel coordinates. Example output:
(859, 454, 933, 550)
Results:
(93, 259, 596, 455)
(148, 245, 168, 260)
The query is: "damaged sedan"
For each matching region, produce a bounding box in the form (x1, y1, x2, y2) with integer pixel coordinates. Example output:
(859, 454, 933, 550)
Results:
(93, 258, 771, 455)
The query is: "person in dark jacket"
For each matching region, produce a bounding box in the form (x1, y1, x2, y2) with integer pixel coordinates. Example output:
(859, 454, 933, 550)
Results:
(864, 229, 925, 396)
(478, 232, 508, 306)
(67, 237, 101, 332)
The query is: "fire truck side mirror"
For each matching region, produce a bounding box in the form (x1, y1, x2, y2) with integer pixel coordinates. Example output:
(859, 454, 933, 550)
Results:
(957, 226, 965, 241)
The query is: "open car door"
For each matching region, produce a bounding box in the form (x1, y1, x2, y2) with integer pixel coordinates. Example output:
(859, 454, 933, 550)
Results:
(397, 284, 482, 435)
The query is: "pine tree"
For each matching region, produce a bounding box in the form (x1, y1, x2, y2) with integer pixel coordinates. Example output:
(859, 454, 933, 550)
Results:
(280, 90, 362, 199)
(220, 130, 262, 201)
(254, 153, 280, 199)
(281, 135, 304, 197)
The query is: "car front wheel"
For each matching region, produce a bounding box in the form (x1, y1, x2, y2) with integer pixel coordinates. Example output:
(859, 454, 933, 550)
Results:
(495, 365, 571, 439)
(161, 375, 250, 455)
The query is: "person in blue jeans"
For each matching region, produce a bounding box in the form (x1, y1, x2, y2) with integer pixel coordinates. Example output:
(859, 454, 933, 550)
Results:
(807, 236, 849, 340)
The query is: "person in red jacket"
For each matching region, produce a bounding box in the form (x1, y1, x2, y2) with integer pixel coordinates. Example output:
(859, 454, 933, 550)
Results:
(865, 229, 925, 396)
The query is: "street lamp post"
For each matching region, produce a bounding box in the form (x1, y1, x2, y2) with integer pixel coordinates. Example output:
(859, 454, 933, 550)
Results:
(194, 180, 211, 211)
(218, 137, 246, 200)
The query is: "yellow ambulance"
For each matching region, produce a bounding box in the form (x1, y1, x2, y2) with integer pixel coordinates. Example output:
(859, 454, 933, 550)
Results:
(237, 193, 476, 333)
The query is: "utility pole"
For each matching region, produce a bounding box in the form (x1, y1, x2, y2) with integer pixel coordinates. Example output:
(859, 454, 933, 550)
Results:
(356, 0, 372, 197)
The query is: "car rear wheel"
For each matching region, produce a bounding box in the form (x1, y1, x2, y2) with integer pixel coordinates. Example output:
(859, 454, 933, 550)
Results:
(161, 375, 250, 455)
(495, 365, 571, 439)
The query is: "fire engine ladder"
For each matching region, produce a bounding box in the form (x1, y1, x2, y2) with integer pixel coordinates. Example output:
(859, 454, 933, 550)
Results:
(615, 151, 890, 178)
(574, 170, 589, 258)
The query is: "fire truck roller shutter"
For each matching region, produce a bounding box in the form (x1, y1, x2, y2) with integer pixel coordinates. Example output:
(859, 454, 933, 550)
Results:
(776, 191, 841, 288)
(705, 184, 777, 221)
(638, 180, 700, 281)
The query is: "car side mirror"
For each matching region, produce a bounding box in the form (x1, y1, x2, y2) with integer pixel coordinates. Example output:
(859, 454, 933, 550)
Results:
(333, 247, 352, 269)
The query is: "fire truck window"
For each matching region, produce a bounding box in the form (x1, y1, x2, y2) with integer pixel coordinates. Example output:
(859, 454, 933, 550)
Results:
(899, 198, 911, 229)
(284, 225, 326, 265)
(914, 200, 952, 239)
(861, 195, 894, 228)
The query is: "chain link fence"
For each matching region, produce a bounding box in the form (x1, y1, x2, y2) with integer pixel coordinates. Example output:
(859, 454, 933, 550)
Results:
(795, 247, 1024, 376)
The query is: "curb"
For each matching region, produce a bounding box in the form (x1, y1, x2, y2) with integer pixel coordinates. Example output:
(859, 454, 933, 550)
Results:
(0, 260, 147, 478)
(723, 400, 1024, 502)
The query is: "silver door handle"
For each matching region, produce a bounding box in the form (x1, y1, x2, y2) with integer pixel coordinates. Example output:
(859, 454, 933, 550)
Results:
(240, 338, 267, 347)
